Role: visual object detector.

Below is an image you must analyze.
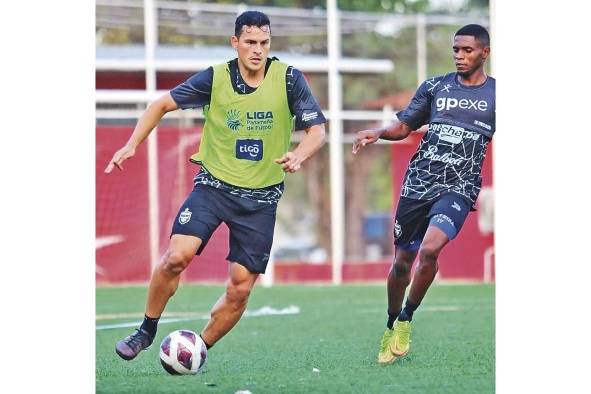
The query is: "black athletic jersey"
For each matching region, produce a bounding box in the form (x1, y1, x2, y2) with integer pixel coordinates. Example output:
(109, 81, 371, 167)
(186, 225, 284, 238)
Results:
(170, 57, 326, 131)
(396, 72, 496, 205)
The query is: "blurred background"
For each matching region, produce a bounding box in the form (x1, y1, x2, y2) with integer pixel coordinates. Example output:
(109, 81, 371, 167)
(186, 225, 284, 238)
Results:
(96, 0, 494, 285)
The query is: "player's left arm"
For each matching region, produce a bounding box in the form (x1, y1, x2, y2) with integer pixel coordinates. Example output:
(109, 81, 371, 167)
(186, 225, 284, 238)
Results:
(275, 123, 326, 173)
(275, 66, 327, 173)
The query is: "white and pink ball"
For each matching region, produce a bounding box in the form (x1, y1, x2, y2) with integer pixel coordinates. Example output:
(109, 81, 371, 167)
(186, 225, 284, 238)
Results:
(159, 330, 207, 375)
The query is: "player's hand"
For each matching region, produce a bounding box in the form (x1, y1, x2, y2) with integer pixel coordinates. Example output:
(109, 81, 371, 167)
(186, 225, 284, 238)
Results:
(104, 145, 136, 173)
(274, 151, 303, 173)
(352, 129, 380, 155)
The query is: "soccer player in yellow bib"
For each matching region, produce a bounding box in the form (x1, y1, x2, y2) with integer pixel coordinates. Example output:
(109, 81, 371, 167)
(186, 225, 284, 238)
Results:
(105, 11, 326, 361)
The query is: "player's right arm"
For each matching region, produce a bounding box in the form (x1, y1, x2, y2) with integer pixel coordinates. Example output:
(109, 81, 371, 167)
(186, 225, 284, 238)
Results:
(104, 93, 179, 173)
(351, 120, 415, 155)
(352, 77, 437, 155)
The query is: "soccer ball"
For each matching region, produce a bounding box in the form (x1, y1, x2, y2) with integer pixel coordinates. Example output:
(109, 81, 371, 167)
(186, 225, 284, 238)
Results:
(159, 330, 208, 375)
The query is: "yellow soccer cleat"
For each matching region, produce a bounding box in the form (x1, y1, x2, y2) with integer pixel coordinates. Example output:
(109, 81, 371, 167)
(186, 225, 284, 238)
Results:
(377, 328, 397, 364)
(390, 320, 412, 357)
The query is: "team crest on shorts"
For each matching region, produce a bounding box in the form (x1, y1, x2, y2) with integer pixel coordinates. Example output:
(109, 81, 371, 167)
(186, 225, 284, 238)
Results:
(394, 220, 402, 239)
(179, 208, 192, 224)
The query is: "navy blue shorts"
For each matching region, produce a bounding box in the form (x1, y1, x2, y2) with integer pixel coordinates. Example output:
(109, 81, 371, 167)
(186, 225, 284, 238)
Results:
(393, 192, 471, 251)
(171, 184, 277, 274)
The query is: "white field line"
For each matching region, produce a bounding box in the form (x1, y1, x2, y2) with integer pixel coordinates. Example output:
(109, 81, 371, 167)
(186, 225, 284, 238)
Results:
(96, 305, 300, 330)
(422, 306, 462, 312)
(357, 304, 493, 315)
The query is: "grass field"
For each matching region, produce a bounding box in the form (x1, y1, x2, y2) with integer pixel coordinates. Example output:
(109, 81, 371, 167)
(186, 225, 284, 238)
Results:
(96, 283, 494, 393)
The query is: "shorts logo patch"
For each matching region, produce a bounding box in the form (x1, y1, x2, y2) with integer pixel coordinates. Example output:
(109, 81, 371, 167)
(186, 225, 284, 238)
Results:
(179, 207, 192, 224)
(433, 213, 455, 227)
(394, 219, 402, 239)
(236, 139, 263, 161)
(451, 202, 461, 211)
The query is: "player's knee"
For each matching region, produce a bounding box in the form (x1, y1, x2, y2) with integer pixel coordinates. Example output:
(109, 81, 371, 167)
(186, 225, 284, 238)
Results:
(393, 260, 411, 276)
(226, 282, 251, 304)
(162, 251, 191, 275)
(418, 244, 440, 265)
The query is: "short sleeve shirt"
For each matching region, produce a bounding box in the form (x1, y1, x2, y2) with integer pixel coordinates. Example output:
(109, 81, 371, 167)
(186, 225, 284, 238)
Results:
(169, 57, 326, 204)
(170, 57, 326, 131)
(396, 73, 496, 205)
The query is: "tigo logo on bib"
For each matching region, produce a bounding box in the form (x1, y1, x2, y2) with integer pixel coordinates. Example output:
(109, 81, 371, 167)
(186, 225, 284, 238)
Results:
(236, 139, 263, 161)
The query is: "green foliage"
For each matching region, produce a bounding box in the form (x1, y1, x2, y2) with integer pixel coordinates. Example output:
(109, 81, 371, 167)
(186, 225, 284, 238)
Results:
(199, 0, 326, 7)
(368, 147, 394, 212)
(97, 283, 495, 393)
(339, 0, 429, 12)
(196, 0, 430, 11)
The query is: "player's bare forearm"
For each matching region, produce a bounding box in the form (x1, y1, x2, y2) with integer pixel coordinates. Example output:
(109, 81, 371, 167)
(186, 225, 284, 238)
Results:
(293, 123, 326, 162)
(378, 120, 413, 141)
(352, 120, 414, 154)
(274, 123, 326, 173)
(105, 93, 178, 173)
(125, 93, 179, 149)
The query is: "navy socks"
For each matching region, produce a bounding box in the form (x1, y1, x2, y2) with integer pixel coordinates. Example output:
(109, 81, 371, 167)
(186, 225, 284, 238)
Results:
(398, 300, 419, 322)
(139, 315, 160, 338)
(386, 309, 400, 329)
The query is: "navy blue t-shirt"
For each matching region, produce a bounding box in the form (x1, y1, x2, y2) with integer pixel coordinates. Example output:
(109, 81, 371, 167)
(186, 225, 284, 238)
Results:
(396, 72, 496, 205)
(170, 57, 326, 131)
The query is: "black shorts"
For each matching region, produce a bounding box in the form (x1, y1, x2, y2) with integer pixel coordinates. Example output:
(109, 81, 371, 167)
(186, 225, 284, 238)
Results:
(393, 192, 471, 251)
(171, 184, 277, 274)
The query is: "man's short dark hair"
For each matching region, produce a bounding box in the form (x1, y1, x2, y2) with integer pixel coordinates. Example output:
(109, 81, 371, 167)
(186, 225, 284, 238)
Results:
(234, 11, 271, 37)
(455, 24, 490, 47)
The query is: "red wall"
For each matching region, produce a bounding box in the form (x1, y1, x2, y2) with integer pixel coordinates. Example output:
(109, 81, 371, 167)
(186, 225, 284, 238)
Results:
(96, 125, 231, 284)
(96, 127, 494, 284)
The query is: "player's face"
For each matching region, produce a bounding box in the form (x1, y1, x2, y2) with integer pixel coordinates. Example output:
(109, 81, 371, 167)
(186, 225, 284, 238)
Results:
(452, 35, 490, 77)
(231, 25, 271, 74)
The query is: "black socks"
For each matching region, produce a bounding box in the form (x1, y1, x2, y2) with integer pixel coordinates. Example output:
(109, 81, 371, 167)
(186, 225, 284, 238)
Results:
(139, 315, 160, 338)
(387, 300, 420, 328)
(398, 300, 419, 322)
(386, 309, 400, 329)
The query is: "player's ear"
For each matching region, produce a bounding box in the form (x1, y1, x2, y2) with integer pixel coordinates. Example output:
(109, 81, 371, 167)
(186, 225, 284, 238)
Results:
(230, 35, 239, 49)
(481, 46, 490, 61)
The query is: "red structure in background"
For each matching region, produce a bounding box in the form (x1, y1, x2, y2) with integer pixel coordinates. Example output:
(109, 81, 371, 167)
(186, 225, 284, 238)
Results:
(96, 125, 231, 284)
(96, 66, 494, 285)
(97, 125, 494, 284)
(269, 132, 495, 283)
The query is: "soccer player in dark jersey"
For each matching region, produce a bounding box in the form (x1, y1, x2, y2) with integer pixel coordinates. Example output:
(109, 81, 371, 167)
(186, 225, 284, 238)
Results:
(352, 24, 495, 364)
(105, 11, 326, 361)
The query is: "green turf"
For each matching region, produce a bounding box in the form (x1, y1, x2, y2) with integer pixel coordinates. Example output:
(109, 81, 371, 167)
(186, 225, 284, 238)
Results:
(96, 283, 494, 393)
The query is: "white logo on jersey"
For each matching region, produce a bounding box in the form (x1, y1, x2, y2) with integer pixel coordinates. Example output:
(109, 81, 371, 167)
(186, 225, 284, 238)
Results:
(436, 97, 488, 112)
(452, 202, 461, 211)
(440, 83, 452, 93)
(426, 78, 440, 93)
(430, 124, 480, 143)
(474, 120, 492, 130)
(423, 146, 464, 165)
(179, 207, 192, 224)
(302, 112, 318, 122)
